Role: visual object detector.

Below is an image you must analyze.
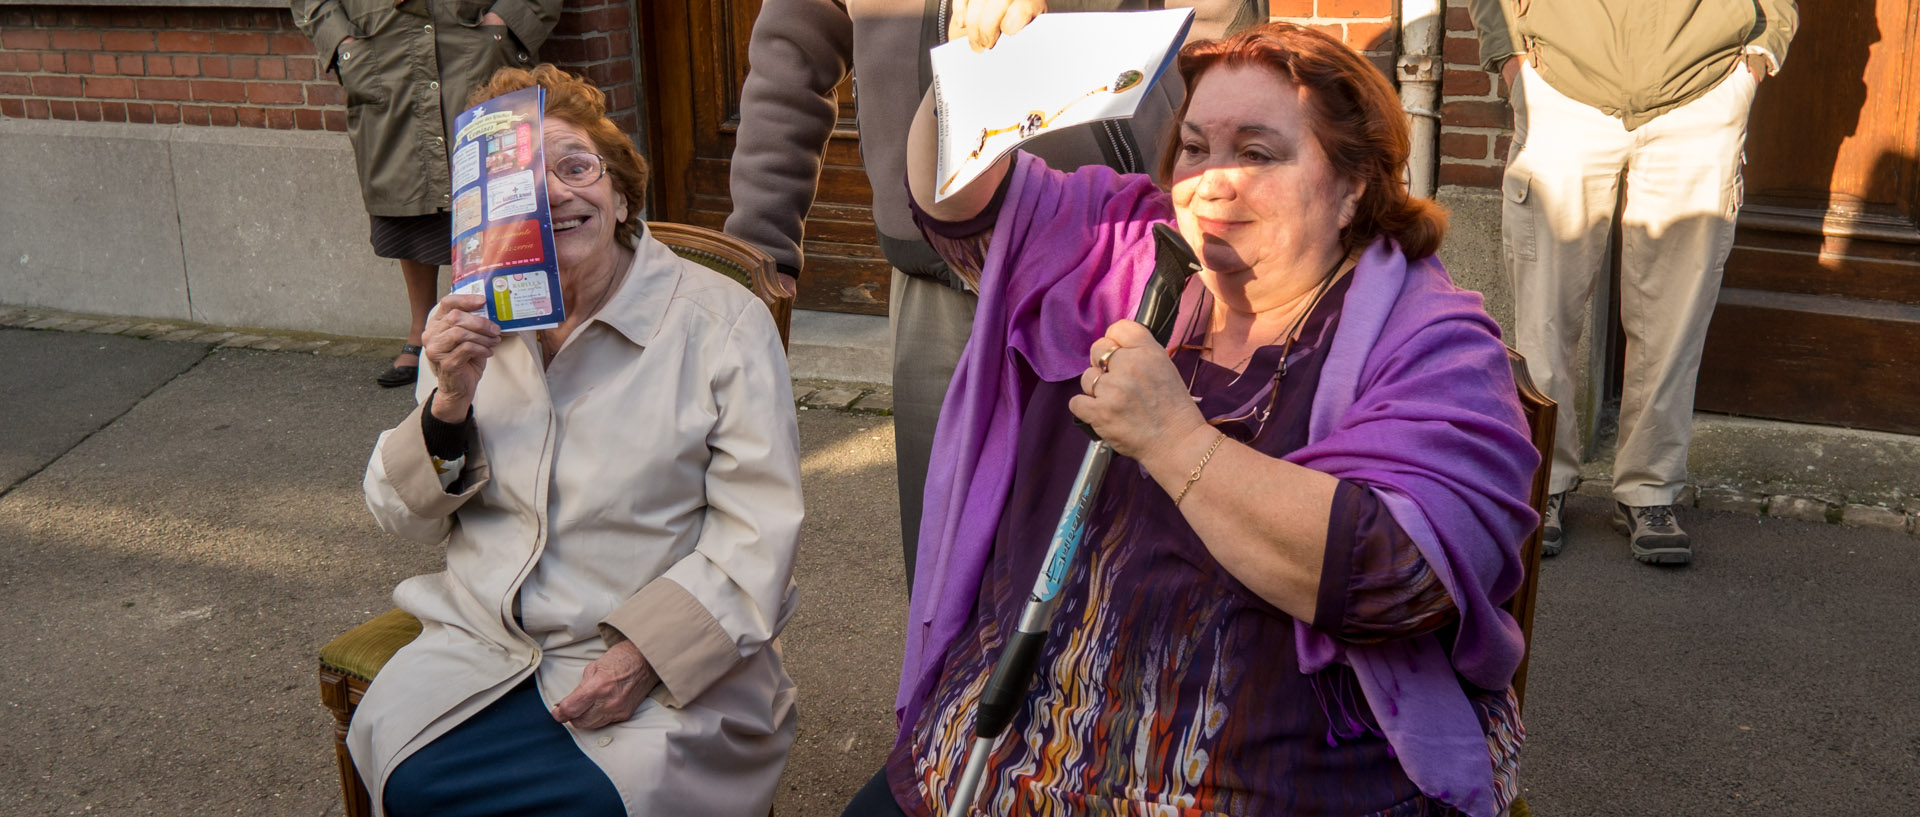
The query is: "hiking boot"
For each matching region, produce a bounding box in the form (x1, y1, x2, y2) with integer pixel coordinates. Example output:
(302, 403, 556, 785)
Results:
(1611, 502, 1692, 565)
(1540, 491, 1566, 557)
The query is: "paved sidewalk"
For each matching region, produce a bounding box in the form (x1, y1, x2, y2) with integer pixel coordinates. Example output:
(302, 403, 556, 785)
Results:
(1, 320, 1916, 816)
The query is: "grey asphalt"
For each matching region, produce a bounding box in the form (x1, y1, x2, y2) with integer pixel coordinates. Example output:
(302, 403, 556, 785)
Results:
(0, 326, 1913, 816)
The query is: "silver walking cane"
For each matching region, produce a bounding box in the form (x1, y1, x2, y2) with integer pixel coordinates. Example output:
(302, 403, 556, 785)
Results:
(943, 223, 1199, 817)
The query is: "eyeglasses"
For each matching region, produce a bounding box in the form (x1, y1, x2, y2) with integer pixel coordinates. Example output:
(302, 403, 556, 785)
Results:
(548, 152, 606, 188)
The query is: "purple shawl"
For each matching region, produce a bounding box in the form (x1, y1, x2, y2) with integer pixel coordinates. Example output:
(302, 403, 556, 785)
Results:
(900, 154, 1539, 817)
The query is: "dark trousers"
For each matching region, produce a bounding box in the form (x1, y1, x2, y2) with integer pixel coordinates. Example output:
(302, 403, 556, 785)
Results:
(384, 678, 625, 817)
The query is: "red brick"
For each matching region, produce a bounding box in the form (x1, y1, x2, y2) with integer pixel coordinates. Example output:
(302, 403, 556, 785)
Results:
(610, 33, 632, 58)
(1439, 131, 1487, 161)
(191, 79, 246, 102)
(152, 102, 181, 124)
(16, 53, 41, 72)
(0, 97, 25, 118)
(196, 56, 224, 77)
(582, 62, 621, 85)
(1495, 133, 1512, 159)
(181, 103, 209, 125)
(32, 75, 83, 96)
(269, 33, 311, 55)
(100, 101, 126, 121)
(157, 31, 213, 53)
(42, 54, 66, 73)
(50, 30, 100, 50)
(234, 106, 264, 127)
(1438, 161, 1501, 188)
(306, 82, 343, 106)
(210, 105, 238, 125)
(164, 9, 198, 28)
(1, 8, 29, 25)
(144, 55, 172, 76)
(323, 108, 345, 131)
(137, 10, 167, 27)
(1446, 6, 1473, 30)
(136, 78, 191, 100)
(257, 56, 286, 79)
(85, 76, 136, 98)
(543, 40, 585, 64)
(1320, 0, 1391, 18)
(74, 100, 101, 121)
(265, 107, 294, 129)
(1, 29, 50, 51)
(117, 55, 145, 75)
(126, 101, 154, 123)
(1445, 68, 1490, 97)
(212, 32, 270, 55)
(92, 54, 119, 74)
(48, 99, 76, 119)
(102, 30, 155, 52)
(288, 57, 316, 80)
(1441, 99, 1509, 128)
(1442, 35, 1481, 67)
(1348, 21, 1395, 50)
(246, 82, 303, 104)
(293, 107, 324, 129)
(0, 75, 28, 95)
(585, 35, 612, 61)
(0, 52, 18, 72)
(229, 57, 258, 79)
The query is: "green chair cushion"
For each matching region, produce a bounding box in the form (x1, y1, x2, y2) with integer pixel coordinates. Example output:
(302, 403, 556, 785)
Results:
(676, 249, 752, 289)
(319, 608, 422, 683)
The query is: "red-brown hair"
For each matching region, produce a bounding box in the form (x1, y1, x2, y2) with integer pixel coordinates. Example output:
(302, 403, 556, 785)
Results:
(470, 65, 650, 250)
(1156, 23, 1447, 259)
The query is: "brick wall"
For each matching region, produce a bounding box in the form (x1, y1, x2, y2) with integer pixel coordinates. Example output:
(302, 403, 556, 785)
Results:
(1271, 0, 1399, 71)
(1436, 0, 1508, 188)
(0, 3, 640, 135)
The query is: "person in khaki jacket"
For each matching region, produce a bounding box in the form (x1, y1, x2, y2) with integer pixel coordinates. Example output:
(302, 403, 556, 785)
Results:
(356, 67, 802, 816)
(1469, 0, 1797, 566)
(292, 0, 559, 388)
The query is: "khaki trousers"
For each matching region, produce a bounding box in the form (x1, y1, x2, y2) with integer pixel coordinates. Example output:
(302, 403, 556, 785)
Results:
(1503, 61, 1757, 506)
(889, 269, 978, 590)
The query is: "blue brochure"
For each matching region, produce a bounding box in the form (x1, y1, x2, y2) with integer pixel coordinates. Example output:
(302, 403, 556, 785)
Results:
(449, 85, 564, 331)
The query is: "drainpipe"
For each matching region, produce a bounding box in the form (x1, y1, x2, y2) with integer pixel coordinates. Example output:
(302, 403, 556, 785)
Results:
(1397, 0, 1444, 199)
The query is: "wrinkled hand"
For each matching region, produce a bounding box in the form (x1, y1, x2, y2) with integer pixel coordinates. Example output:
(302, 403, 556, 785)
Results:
(552, 641, 657, 730)
(1499, 55, 1522, 96)
(1068, 320, 1208, 463)
(423, 292, 500, 421)
(948, 0, 1047, 51)
(480, 11, 507, 27)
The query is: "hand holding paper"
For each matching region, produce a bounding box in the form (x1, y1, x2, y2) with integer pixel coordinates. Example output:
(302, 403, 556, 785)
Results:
(930, 8, 1194, 201)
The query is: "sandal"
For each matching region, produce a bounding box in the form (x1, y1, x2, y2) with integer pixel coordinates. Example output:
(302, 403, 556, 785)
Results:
(376, 343, 424, 389)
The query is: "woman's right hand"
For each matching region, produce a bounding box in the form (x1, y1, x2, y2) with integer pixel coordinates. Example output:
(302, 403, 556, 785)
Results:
(423, 292, 500, 421)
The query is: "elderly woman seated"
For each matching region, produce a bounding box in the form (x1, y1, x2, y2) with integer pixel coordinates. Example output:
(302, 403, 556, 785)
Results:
(841, 22, 1539, 817)
(357, 65, 801, 817)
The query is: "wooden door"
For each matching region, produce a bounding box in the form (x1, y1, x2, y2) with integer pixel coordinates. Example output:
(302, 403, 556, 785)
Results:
(1695, 1, 1920, 433)
(640, 0, 891, 315)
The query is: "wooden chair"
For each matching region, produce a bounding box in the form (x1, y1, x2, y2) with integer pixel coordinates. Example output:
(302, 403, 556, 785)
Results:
(1501, 347, 1557, 817)
(318, 223, 792, 817)
(1502, 346, 1556, 711)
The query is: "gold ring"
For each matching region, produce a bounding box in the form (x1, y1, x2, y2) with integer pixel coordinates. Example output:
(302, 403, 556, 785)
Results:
(1097, 346, 1119, 372)
(1088, 371, 1104, 397)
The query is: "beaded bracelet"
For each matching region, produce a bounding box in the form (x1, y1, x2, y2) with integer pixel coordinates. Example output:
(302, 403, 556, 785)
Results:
(1172, 432, 1228, 506)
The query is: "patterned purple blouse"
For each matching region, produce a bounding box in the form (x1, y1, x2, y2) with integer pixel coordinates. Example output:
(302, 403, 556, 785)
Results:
(886, 219, 1522, 817)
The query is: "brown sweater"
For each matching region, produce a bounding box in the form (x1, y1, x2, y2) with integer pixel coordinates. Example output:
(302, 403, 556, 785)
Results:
(722, 0, 1262, 283)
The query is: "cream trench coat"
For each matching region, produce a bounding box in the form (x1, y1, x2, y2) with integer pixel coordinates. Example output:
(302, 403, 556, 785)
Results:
(356, 228, 802, 816)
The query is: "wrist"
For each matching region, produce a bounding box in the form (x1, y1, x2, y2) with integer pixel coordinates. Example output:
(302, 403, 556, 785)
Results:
(1142, 422, 1222, 491)
(430, 390, 472, 424)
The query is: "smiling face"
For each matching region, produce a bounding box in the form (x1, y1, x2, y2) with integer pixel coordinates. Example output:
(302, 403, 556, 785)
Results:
(544, 119, 628, 277)
(1168, 65, 1363, 308)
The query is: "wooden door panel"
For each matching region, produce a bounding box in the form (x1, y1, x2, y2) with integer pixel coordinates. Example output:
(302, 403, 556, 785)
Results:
(643, 0, 890, 316)
(1697, 0, 1920, 433)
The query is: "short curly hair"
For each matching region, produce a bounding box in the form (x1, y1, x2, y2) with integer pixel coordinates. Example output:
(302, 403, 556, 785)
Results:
(469, 64, 650, 250)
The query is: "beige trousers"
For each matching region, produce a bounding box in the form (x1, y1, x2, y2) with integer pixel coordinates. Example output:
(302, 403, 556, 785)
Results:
(1502, 61, 1757, 506)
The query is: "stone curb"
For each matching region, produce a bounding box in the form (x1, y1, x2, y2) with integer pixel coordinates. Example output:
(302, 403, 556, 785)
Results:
(1574, 472, 1915, 537)
(2, 306, 895, 419)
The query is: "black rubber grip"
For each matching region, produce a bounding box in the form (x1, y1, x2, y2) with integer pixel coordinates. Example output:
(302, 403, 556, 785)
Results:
(1076, 224, 1200, 440)
(974, 630, 1047, 739)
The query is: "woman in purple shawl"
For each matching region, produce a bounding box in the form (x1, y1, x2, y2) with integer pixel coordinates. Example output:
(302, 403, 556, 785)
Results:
(842, 22, 1539, 817)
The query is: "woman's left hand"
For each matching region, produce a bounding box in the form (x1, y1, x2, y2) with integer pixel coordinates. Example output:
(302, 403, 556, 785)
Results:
(551, 641, 657, 729)
(1069, 320, 1209, 463)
